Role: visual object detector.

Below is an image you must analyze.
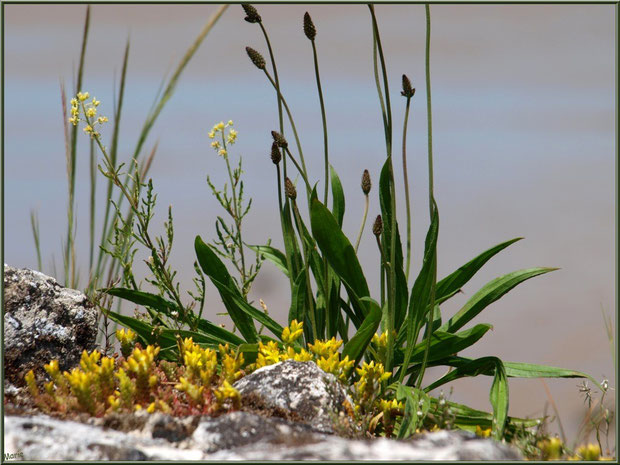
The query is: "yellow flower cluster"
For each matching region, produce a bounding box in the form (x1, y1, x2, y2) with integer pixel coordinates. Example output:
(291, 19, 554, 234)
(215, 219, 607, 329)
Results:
(174, 338, 243, 410)
(249, 321, 354, 382)
(116, 328, 138, 357)
(475, 425, 492, 438)
(208, 120, 237, 157)
(69, 91, 108, 139)
(352, 360, 391, 414)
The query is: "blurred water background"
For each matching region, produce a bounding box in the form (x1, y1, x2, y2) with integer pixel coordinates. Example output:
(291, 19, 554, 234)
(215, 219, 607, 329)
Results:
(3, 3, 615, 448)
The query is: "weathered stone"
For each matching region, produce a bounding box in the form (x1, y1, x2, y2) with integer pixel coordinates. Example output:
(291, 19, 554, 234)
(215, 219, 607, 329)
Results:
(233, 360, 350, 434)
(3, 414, 523, 460)
(192, 411, 325, 453)
(3, 264, 98, 388)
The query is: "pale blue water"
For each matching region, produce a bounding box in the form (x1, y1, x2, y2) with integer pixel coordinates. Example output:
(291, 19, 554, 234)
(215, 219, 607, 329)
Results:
(3, 3, 615, 446)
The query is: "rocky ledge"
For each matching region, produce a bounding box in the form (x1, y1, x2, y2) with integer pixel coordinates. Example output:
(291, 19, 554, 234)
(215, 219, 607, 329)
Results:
(3, 265, 523, 461)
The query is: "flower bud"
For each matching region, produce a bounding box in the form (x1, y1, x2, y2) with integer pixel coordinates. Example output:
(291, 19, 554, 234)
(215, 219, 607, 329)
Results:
(270, 142, 281, 165)
(285, 177, 297, 200)
(242, 4, 261, 23)
(361, 169, 371, 195)
(271, 130, 288, 148)
(246, 46, 266, 70)
(303, 12, 316, 41)
(401, 74, 415, 98)
(373, 215, 383, 236)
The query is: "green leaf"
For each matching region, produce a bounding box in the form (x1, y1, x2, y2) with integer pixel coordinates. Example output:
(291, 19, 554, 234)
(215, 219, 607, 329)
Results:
(400, 325, 493, 378)
(429, 356, 602, 390)
(105, 310, 177, 351)
(282, 200, 303, 286)
(248, 245, 289, 277)
(289, 268, 308, 326)
(342, 297, 382, 365)
(310, 197, 370, 319)
(102, 287, 180, 319)
(195, 235, 257, 342)
(436, 238, 523, 302)
(395, 384, 430, 438)
(439, 267, 558, 334)
(194, 319, 246, 346)
(379, 157, 408, 330)
(423, 356, 500, 393)
(490, 359, 509, 440)
(400, 203, 439, 380)
(330, 164, 345, 228)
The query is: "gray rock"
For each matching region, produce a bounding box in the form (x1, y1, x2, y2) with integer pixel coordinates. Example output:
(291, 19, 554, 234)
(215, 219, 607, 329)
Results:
(233, 359, 350, 434)
(3, 413, 522, 460)
(3, 264, 98, 388)
(192, 411, 325, 453)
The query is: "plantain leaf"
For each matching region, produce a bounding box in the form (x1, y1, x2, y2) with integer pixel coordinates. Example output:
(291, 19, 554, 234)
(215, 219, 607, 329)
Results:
(400, 202, 439, 380)
(439, 267, 558, 334)
(310, 197, 370, 320)
(195, 235, 257, 342)
(436, 237, 523, 302)
(330, 164, 345, 228)
(342, 297, 382, 365)
(102, 287, 180, 319)
(282, 200, 303, 287)
(248, 245, 289, 277)
(426, 355, 602, 390)
(289, 268, 307, 326)
(490, 359, 509, 440)
(379, 157, 409, 330)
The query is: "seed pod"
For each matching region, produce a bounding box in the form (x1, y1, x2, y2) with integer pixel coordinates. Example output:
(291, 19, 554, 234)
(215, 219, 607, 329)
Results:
(270, 142, 281, 165)
(373, 215, 383, 236)
(242, 4, 261, 23)
(361, 169, 371, 195)
(246, 47, 266, 70)
(401, 74, 415, 98)
(271, 130, 288, 148)
(285, 177, 297, 200)
(303, 12, 316, 41)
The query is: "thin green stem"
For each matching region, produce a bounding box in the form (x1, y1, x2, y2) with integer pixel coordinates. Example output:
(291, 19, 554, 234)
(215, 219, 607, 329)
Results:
(292, 201, 318, 342)
(402, 97, 412, 280)
(30, 210, 42, 271)
(284, 148, 311, 194)
(65, 6, 90, 287)
(310, 40, 329, 205)
(355, 194, 370, 253)
(263, 70, 308, 180)
(259, 21, 287, 181)
(369, 4, 395, 375)
(425, 3, 434, 219)
(89, 137, 96, 271)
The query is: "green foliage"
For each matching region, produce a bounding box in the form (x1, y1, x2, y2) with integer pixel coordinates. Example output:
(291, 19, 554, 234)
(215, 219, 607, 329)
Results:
(60, 3, 601, 446)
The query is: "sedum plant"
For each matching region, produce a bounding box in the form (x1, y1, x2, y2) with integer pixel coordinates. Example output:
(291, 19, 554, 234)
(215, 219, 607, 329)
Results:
(54, 3, 607, 447)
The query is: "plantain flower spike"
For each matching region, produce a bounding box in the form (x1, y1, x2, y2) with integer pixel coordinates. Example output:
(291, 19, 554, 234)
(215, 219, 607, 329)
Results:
(242, 4, 261, 23)
(361, 169, 371, 195)
(246, 47, 266, 70)
(271, 141, 281, 165)
(373, 215, 383, 237)
(401, 74, 415, 98)
(303, 12, 316, 41)
(285, 177, 297, 200)
(271, 130, 288, 149)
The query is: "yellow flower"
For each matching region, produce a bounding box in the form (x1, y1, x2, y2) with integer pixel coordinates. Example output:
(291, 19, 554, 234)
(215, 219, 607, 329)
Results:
(214, 380, 241, 409)
(25, 370, 39, 397)
(218, 149, 227, 157)
(86, 107, 97, 118)
(575, 443, 600, 461)
(308, 337, 342, 358)
(227, 129, 238, 144)
(69, 116, 78, 125)
(97, 116, 108, 124)
(211, 141, 221, 149)
(475, 425, 492, 438)
(70, 98, 78, 106)
(281, 319, 304, 344)
(216, 121, 225, 131)
(92, 97, 100, 106)
(208, 130, 215, 139)
(83, 125, 93, 134)
(227, 120, 233, 126)
(77, 91, 89, 101)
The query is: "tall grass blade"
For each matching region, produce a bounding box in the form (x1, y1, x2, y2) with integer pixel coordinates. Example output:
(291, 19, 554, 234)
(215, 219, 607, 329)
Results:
(489, 359, 509, 440)
(29, 210, 43, 271)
